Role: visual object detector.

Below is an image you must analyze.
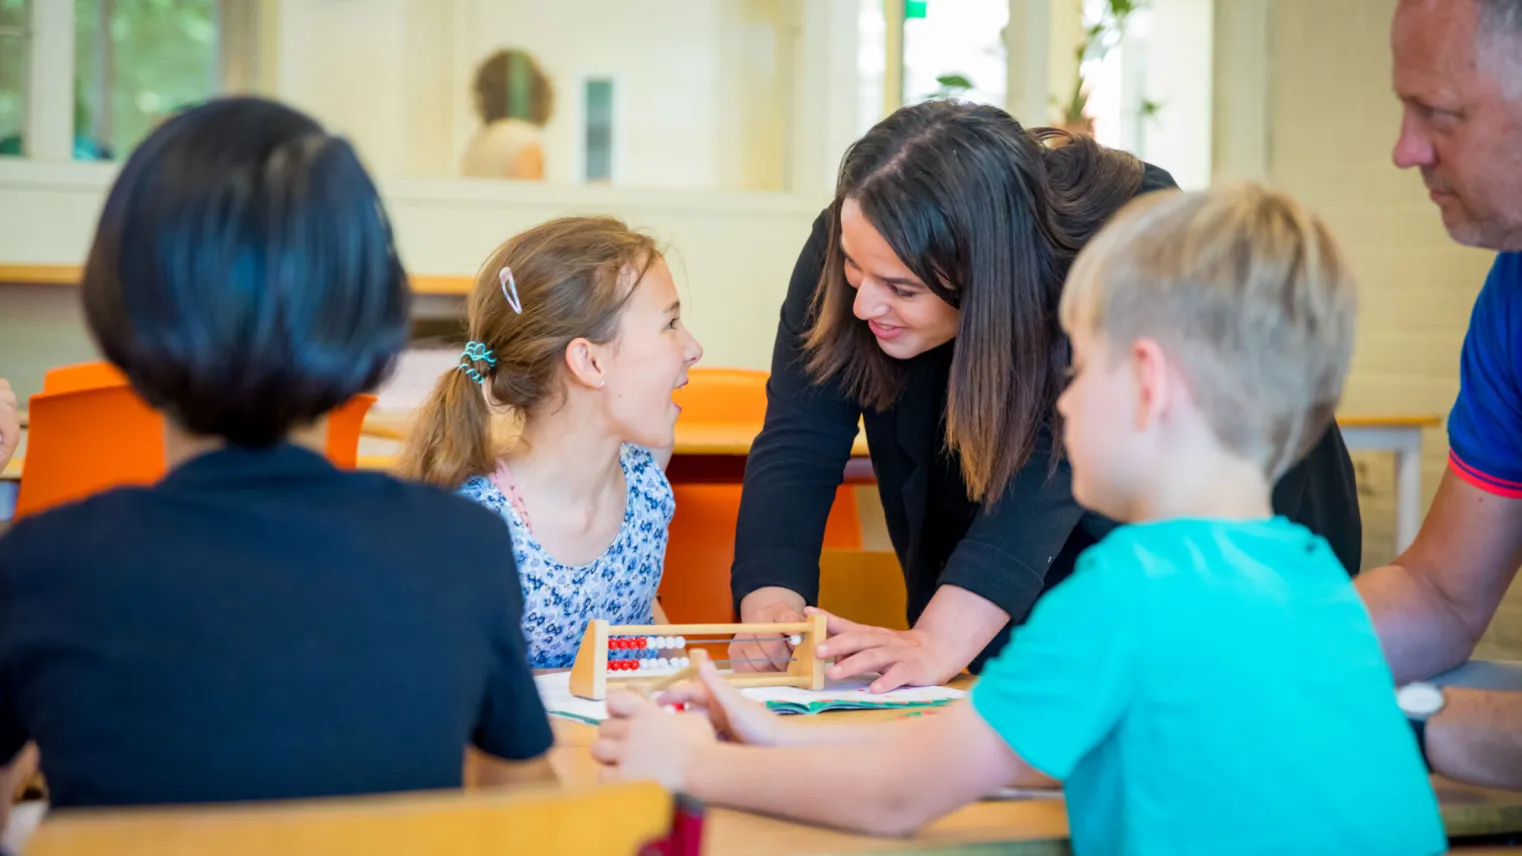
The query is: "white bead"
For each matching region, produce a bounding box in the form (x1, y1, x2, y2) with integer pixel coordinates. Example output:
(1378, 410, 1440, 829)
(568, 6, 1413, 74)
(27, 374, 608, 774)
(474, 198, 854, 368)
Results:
(789, 634, 802, 646)
(637, 660, 650, 672)
(673, 636, 686, 648)
(658, 658, 671, 670)
(656, 636, 670, 650)
(677, 657, 690, 669)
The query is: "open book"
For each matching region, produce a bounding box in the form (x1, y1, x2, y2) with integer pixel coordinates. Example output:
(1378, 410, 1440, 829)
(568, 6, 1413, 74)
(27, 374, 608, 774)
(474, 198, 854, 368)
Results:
(740, 679, 966, 715)
(535, 672, 966, 723)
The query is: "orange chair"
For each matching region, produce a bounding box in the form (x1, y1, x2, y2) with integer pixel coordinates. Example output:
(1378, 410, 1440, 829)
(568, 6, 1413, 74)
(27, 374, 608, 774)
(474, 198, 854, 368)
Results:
(659, 367, 862, 624)
(15, 361, 376, 519)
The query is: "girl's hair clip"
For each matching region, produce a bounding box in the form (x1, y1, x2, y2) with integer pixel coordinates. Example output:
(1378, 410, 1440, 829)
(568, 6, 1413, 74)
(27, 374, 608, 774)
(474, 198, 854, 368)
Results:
(500, 266, 523, 315)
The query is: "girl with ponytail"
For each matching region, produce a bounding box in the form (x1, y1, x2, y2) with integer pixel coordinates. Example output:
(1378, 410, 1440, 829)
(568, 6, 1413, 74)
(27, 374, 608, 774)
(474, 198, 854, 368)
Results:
(399, 217, 704, 668)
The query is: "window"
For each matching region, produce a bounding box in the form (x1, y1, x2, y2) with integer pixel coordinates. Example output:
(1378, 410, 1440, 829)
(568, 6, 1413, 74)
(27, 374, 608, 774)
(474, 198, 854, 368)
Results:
(0, 0, 28, 157)
(73, 0, 221, 161)
(1076, 0, 1213, 189)
(856, 0, 887, 136)
(899, 0, 1007, 107)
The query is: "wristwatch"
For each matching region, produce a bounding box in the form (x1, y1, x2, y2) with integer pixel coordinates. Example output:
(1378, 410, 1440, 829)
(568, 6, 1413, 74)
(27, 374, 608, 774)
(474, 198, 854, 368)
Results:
(1396, 682, 1446, 770)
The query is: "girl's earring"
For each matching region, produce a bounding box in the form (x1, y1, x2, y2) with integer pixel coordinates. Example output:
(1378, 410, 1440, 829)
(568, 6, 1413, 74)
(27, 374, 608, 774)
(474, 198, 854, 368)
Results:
(599, 380, 606, 389)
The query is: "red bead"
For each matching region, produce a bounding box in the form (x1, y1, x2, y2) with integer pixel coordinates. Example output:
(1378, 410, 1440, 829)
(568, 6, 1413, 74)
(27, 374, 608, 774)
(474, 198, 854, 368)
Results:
(635, 637, 648, 649)
(612, 639, 625, 650)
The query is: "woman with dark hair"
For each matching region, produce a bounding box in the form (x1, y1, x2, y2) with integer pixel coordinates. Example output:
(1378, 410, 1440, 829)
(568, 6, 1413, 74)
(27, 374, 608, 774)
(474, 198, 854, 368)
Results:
(461, 48, 554, 180)
(730, 100, 1362, 691)
(0, 97, 553, 821)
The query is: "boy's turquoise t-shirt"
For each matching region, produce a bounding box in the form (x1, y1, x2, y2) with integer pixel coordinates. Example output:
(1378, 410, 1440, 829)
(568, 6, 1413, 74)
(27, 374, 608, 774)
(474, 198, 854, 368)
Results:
(969, 518, 1445, 856)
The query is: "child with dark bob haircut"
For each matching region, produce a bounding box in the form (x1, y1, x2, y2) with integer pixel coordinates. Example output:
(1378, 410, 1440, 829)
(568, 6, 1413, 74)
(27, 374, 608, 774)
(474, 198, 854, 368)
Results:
(0, 97, 554, 825)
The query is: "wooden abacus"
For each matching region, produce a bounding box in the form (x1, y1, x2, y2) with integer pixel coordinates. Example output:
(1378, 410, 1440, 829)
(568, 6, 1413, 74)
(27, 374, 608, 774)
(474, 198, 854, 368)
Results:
(567, 614, 828, 701)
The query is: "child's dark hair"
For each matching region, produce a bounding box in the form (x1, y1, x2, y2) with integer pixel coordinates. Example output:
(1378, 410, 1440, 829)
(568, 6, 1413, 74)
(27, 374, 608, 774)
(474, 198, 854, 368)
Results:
(397, 217, 659, 489)
(80, 96, 411, 448)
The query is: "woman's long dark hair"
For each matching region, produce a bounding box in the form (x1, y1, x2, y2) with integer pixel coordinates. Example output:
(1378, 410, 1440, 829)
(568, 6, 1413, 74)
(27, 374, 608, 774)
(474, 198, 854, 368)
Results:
(804, 100, 1144, 503)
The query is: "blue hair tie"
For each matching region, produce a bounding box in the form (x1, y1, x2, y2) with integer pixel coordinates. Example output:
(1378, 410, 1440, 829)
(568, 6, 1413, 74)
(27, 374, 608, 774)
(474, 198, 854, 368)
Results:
(458, 340, 497, 385)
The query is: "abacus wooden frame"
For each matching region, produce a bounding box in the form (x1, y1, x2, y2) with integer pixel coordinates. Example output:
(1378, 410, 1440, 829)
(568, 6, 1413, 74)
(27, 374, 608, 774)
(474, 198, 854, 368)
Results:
(567, 615, 828, 700)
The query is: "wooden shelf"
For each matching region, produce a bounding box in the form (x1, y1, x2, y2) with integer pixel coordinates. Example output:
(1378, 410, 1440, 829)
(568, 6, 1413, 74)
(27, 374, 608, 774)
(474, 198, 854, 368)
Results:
(0, 264, 474, 296)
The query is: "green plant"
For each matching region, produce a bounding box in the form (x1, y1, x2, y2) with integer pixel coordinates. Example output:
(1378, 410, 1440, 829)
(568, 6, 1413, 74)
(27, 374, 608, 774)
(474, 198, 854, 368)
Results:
(1061, 0, 1154, 129)
(929, 72, 975, 101)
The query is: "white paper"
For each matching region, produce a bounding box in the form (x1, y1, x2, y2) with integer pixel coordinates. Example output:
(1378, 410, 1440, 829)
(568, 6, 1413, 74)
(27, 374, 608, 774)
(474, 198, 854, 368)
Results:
(985, 786, 1063, 801)
(535, 672, 611, 724)
(738, 677, 966, 710)
(535, 671, 966, 723)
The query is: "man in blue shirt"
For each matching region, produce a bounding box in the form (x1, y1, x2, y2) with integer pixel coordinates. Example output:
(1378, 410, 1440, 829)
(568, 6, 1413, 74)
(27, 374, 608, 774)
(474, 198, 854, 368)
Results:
(1358, 0, 1522, 790)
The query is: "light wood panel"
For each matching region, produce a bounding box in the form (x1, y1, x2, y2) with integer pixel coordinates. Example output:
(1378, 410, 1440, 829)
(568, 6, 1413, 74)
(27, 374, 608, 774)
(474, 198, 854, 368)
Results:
(0, 264, 474, 296)
(25, 781, 675, 856)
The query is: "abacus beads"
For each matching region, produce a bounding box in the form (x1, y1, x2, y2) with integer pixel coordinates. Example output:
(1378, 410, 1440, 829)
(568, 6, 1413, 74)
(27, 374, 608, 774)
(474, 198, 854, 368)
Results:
(605, 635, 692, 675)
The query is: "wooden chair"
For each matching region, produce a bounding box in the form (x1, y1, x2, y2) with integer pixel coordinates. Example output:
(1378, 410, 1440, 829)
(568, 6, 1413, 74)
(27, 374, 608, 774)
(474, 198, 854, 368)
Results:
(15, 361, 376, 519)
(660, 367, 862, 623)
(24, 781, 701, 856)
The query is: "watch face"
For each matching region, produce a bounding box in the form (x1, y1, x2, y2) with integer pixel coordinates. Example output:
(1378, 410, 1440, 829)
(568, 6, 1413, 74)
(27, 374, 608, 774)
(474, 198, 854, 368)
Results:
(1397, 683, 1445, 717)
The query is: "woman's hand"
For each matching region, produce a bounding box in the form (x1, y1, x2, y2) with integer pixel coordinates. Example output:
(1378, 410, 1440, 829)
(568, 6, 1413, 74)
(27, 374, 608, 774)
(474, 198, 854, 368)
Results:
(657, 659, 791, 746)
(591, 691, 718, 791)
(730, 589, 807, 673)
(811, 607, 962, 693)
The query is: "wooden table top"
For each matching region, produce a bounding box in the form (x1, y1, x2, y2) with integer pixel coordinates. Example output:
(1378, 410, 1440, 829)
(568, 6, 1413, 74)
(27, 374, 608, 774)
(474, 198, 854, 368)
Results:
(0, 408, 1440, 483)
(358, 414, 875, 458)
(541, 686, 1522, 854)
(0, 264, 477, 296)
(545, 690, 1074, 855)
(1338, 414, 1444, 429)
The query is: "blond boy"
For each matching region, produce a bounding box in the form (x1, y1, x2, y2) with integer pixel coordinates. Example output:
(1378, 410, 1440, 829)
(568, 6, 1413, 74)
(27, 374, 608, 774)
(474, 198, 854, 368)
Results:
(593, 185, 1445, 855)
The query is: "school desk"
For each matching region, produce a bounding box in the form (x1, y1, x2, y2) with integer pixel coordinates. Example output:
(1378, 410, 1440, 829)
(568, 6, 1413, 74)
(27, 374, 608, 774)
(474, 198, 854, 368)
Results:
(1338, 414, 1443, 555)
(356, 413, 877, 485)
(0, 408, 1440, 551)
(542, 688, 1522, 854)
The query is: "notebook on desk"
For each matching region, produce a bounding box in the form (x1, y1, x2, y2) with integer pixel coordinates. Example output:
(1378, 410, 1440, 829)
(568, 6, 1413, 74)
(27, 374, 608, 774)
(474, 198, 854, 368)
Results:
(534, 672, 966, 723)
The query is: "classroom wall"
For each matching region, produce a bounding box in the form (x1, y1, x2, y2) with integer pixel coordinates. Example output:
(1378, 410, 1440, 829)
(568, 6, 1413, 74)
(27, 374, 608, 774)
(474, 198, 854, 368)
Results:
(1259, 0, 1520, 656)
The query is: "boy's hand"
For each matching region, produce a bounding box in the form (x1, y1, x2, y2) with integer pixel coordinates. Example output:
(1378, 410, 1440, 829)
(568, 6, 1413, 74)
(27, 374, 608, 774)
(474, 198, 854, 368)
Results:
(657, 659, 789, 746)
(0, 378, 18, 472)
(591, 691, 717, 791)
(811, 607, 960, 694)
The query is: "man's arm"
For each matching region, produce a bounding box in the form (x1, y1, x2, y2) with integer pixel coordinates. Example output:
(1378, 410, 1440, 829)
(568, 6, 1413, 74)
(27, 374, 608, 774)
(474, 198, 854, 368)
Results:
(1425, 687, 1522, 791)
(1357, 471, 1522, 683)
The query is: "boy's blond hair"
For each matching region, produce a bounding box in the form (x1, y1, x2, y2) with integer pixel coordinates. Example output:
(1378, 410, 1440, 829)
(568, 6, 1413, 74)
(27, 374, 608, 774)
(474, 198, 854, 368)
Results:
(1060, 183, 1357, 480)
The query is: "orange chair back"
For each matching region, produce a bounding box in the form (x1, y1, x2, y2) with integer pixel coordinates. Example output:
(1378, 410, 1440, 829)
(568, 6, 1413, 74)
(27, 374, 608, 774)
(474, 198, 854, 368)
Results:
(16, 372, 166, 518)
(324, 394, 377, 469)
(660, 367, 861, 624)
(16, 362, 376, 519)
